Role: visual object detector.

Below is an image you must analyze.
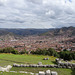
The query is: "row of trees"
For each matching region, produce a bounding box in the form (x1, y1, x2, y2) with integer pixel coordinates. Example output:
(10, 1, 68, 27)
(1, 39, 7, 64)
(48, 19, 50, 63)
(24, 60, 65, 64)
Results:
(59, 51, 75, 60)
(0, 47, 18, 54)
(31, 48, 75, 61)
(0, 47, 28, 54)
(31, 48, 59, 57)
(0, 47, 75, 60)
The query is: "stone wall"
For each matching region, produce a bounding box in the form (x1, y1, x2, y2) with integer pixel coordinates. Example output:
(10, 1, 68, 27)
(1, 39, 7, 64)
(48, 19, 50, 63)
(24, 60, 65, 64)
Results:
(13, 59, 75, 69)
(0, 65, 12, 72)
(13, 62, 75, 69)
(38, 70, 58, 75)
(55, 58, 75, 69)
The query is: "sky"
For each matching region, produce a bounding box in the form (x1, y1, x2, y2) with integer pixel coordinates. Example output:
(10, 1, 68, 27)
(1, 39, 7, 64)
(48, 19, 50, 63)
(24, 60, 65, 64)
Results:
(0, 0, 75, 29)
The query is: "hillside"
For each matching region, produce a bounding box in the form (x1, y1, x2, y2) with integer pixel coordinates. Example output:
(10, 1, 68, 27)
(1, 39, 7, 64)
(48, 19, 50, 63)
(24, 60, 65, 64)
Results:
(41, 26, 75, 37)
(0, 29, 22, 40)
(0, 29, 50, 36)
(0, 27, 75, 39)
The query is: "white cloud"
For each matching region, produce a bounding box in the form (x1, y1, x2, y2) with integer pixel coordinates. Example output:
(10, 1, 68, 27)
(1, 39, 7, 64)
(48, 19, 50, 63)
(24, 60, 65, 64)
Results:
(0, 0, 75, 28)
(0, 0, 7, 6)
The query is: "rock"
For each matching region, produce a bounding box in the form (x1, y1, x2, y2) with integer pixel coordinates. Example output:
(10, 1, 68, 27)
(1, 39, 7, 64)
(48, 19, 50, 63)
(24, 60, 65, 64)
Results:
(39, 71, 45, 75)
(43, 58, 49, 60)
(46, 58, 49, 60)
(13, 63, 20, 67)
(51, 71, 58, 75)
(55, 58, 61, 64)
(38, 62, 42, 65)
(30, 72, 34, 75)
(35, 73, 39, 75)
(23, 64, 27, 67)
(60, 63, 64, 66)
(50, 65, 54, 68)
(20, 64, 24, 67)
(64, 63, 68, 67)
(68, 63, 72, 67)
(43, 58, 46, 60)
(0, 65, 12, 72)
(45, 70, 51, 75)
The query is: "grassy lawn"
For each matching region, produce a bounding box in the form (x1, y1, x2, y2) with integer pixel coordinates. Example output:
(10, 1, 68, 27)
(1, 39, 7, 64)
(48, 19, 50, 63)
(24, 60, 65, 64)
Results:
(0, 68, 74, 75)
(0, 54, 56, 66)
(0, 54, 75, 75)
(11, 67, 75, 75)
(62, 60, 75, 63)
(0, 71, 30, 75)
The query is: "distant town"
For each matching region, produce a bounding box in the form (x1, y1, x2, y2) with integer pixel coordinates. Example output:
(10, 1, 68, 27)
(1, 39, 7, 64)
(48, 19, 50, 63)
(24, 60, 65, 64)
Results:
(0, 27, 75, 52)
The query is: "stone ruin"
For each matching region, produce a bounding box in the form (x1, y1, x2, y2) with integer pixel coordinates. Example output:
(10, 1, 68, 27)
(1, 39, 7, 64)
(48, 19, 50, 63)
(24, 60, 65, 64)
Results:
(0, 65, 12, 72)
(43, 58, 49, 60)
(55, 58, 75, 69)
(38, 62, 43, 65)
(13, 59, 75, 69)
(38, 70, 58, 75)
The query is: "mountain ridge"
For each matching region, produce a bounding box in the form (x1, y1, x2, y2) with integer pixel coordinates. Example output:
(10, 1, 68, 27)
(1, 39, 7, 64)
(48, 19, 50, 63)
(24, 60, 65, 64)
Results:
(0, 26, 75, 39)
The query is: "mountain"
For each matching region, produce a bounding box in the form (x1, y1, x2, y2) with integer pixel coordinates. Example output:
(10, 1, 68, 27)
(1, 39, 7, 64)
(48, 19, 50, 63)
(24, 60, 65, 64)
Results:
(0, 29, 50, 40)
(0, 26, 75, 39)
(0, 29, 23, 40)
(0, 29, 50, 36)
(41, 26, 75, 37)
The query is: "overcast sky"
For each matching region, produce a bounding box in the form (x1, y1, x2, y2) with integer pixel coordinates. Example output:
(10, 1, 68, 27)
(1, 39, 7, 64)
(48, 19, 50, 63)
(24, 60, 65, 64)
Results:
(0, 0, 75, 28)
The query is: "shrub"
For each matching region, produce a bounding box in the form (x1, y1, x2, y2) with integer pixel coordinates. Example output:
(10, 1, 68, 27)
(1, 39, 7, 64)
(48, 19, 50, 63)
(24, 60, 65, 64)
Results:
(11, 50, 18, 54)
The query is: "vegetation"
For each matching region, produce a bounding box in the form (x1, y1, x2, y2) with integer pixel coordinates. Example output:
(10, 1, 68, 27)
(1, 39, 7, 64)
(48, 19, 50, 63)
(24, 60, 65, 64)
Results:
(0, 54, 75, 75)
(59, 50, 75, 60)
(0, 47, 18, 54)
(31, 48, 59, 57)
(0, 47, 28, 55)
(0, 47, 75, 61)
(31, 48, 75, 60)
(19, 49, 28, 54)
(11, 67, 75, 75)
(0, 71, 30, 75)
(0, 68, 75, 75)
(0, 54, 56, 66)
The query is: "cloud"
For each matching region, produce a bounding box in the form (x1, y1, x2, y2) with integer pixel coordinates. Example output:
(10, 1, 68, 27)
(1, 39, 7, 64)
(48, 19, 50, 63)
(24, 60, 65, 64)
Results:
(0, 0, 7, 6)
(0, 0, 75, 28)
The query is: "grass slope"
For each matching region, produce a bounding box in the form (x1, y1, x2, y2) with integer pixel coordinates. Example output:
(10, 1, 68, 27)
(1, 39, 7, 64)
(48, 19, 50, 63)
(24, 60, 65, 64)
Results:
(11, 67, 75, 75)
(0, 54, 56, 66)
(0, 54, 75, 75)
(0, 72, 30, 75)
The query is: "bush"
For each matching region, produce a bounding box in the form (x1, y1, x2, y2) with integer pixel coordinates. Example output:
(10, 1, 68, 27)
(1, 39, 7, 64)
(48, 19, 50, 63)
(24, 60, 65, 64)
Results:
(59, 51, 75, 60)
(19, 51, 25, 54)
(0, 47, 18, 54)
(31, 48, 59, 57)
(19, 49, 28, 54)
(11, 50, 18, 54)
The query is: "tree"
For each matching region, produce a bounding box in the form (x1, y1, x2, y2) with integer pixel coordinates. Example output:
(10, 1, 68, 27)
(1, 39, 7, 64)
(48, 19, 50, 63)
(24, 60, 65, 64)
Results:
(11, 50, 18, 54)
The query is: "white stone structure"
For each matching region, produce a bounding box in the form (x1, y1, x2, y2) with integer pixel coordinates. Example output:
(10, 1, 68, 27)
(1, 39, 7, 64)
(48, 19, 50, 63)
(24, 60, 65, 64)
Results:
(45, 70, 51, 75)
(39, 71, 45, 75)
(0, 65, 12, 72)
(51, 71, 58, 75)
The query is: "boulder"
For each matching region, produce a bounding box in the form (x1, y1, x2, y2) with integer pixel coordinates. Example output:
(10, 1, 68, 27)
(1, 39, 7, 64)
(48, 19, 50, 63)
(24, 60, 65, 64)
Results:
(46, 58, 49, 60)
(68, 63, 72, 67)
(55, 58, 61, 64)
(43, 58, 46, 60)
(39, 71, 45, 75)
(0, 65, 12, 72)
(45, 70, 51, 75)
(38, 62, 42, 65)
(51, 71, 58, 75)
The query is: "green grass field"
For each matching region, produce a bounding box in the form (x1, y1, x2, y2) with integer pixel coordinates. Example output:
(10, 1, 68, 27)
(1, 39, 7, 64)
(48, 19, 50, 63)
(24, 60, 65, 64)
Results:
(0, 54, 75, 75)
(11, 67, 75, 75)
(0, 71, 30, 75)
(0, 68, 75, 75)
(0, 54, 56, 66)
